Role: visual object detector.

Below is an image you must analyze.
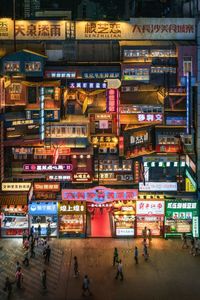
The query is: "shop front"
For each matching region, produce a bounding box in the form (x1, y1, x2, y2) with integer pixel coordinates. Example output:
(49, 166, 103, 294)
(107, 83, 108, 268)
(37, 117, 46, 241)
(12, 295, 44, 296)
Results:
(58, 202, 86, 238)
(164, 201, 199, 238)
(113, 201, 136, 237)
(0, 193, 28, 237)
(136, 200, 165, 236)
(28, 202, 58, 237)
(62, 186, 138, 238)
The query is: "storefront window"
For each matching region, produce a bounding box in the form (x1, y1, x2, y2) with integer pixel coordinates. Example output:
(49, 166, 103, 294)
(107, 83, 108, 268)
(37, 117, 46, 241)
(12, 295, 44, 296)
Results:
(4, 61, 20, 72)
(25, 62, 41, 72)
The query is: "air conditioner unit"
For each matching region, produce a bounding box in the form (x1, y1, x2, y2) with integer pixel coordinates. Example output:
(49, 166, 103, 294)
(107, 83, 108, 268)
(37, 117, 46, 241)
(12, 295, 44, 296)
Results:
(116, 175, 123, 181)
(110, 148, 117, 153)
(99, 148, 107, 154)
(123, 175, 133, 181)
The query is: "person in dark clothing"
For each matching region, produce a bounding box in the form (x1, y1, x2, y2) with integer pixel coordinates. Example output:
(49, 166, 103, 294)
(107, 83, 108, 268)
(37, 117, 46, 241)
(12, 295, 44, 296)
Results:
(113, 247, 119, 266)
(134, 246, 139, 264)
(30, 240, 35, 258)
(23, 250, 29, 266)
(74, 256, 79, 277)
(4, 277, 13, 299)
(41, 270, 47, 289)
(45, 245, 51, 263)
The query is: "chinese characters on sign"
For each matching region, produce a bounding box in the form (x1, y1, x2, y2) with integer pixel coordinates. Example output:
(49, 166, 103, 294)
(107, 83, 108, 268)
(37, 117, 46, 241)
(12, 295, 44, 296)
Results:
(106, 89, 119, 113)
(193, 217, 199, 238)
(59, 204, 85, 213)
(62, 187, 138, 202)
(137, 113, 163, 123)
(0, 19, 13, 38)
(46, 175, 72, 181)
(136, 201, 164, 215)
(130, 132, 149, 145)
(29, 202, 57, 215)
(91, 136, 118, 148)
(139, 182, 177, 191)
(2, 182, 31, 191)
(15, 20, 66, 40)
(23, 164, 73, 172)
(34, 192, 57, 200)
(33, 182, 60, 192)
(167, 202, 197, 209)
(82, 72, 120, 79)
(68, 82, 107, 89)
(73, 173, 92, 183)
(76, 19, 195, 40)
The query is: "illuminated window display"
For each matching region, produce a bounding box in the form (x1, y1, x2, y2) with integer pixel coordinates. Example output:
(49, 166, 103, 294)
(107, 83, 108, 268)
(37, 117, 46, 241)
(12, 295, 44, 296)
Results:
(164, 201, 199, 238)
(1, 205, 28, 237)
(25, 62, 41, 72)
(58, 202, 86, 238)
(113, 201, 136, 237)
(28, 202, 58, 237)
(136, 200, 165, 236)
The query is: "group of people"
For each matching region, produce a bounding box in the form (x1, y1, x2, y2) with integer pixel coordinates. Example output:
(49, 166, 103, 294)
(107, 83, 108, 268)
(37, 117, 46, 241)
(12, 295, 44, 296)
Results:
(112, 240, 150, 282)
(182, 232, 200, 256)
(3, 227, 52, 298)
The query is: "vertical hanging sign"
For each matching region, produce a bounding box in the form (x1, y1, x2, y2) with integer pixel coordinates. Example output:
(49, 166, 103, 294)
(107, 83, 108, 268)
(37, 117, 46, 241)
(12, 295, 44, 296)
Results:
(106, 89, 119, 113)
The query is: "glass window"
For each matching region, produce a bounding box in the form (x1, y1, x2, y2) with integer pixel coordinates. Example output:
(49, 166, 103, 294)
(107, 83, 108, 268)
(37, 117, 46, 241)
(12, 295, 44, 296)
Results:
(4, 61, 20, 72)
(25, 62, 41, 72)
(183, 56, 192, 76)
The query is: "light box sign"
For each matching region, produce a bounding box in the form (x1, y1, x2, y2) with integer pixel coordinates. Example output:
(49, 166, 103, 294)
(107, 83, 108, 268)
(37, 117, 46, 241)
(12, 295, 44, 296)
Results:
(116, 228, 134, 236)
(137, 113, 163, 123)
(136, 201, 164, 215)
(72, 172, 92, 183)
(59, 202, 86, 214)
(193, 216, 199, 238)
(23, 164, 73, 172)
(83, 72, 120, 79)
(91, 136, 118, 148)
(76, 19, 195, 40)
(46, 175, 72, 181)
(33, 182, 60, 192)
(130, 131, 149, 145)
(139, 182, 177, 191)
(68, 82, 107, 89)
(2, 182, 31, 191)
(29, 202, 58, 215)
(62, 186, 138, 203)
(106, 89, 119, 113)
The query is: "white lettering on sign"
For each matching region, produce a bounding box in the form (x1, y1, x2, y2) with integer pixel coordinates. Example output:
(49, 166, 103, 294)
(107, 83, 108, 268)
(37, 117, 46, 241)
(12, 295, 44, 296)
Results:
(137, 113, 163, 123)
(167, 202, 197, 209)
(2, 182, 31, 191)
(139, 182, 177, 191)
(60, 205, 85, 212)
(136, 201, 164, 215)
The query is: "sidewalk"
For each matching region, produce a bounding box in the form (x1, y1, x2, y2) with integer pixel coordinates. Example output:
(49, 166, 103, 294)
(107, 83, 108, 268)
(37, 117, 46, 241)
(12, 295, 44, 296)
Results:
(0, 238, 199, 300)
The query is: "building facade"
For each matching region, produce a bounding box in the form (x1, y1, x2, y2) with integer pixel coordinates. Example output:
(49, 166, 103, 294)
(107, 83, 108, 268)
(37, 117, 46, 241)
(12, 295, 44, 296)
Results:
(0, 17, 198, 238)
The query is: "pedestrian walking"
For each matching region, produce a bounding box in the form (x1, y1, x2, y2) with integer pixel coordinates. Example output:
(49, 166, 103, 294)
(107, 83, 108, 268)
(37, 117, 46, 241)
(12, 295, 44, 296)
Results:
(142, 226, 147, 239)
(30, 225, 34, 237)
(38, 224, 41, 237)
(16, 261, 21, 272)
(147, 228, 152, 243)
(143, 244, 149, 261)
(34, 230, 39, 247)
(30, 240, 35, 258)
(190, 236, 195, 255)
(182, 232, 189, 249)
(22, 229, 27, 245)
(41, 270, 47, 289)
(74, 256, 79, 277)
(46, 223, 51, 241)
(134, 246, 139, 264)
(23, 249, 29, 266)
(143, 238, 147, 247)
(115, 259, 123, 281)
(45, 245, 51, 263)
(15, 267, 23, 289)
(82, 275, 91, 297)
(3, 276, 13, 299)
(113, 247, 119, 266)
(23, 238, 29, 250)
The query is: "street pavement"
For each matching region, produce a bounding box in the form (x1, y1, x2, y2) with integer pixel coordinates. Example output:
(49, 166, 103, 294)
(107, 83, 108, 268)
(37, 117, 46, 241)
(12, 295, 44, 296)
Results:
(0, 237, 200, 300)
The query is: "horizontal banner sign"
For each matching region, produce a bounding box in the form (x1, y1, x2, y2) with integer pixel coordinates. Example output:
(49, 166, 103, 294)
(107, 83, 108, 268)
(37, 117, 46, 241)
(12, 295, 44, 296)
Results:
(2, 182, 31, 191)
(23, 164, 73, 172)
(139, 182, 177, 191)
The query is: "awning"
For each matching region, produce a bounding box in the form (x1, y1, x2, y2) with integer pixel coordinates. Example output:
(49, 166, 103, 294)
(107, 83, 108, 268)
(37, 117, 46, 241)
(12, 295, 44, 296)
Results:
(0, 194, 28, 205)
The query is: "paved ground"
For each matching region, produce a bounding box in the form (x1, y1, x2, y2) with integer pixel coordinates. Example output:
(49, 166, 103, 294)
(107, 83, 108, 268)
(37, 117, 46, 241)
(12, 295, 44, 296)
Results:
(0, 237, 199, 300)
